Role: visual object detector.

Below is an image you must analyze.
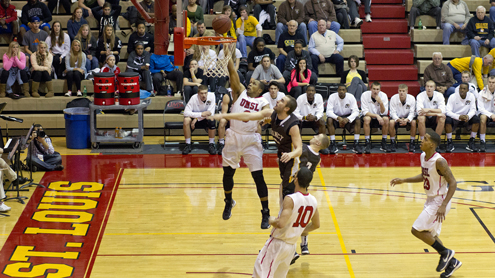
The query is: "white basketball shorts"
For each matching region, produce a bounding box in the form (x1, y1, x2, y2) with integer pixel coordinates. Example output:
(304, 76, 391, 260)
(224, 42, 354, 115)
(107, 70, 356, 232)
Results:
(253, 237, 295, 278)
(222, 129, 263, 172)
(412, 195, 452, 237)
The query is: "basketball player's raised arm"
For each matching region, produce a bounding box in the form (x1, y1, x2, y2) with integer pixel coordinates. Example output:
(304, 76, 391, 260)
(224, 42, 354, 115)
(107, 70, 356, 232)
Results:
(436, 158, 457, 222)
(227, 47, 245, 100)
(269, 196, 294, 229)
(280, 125, 303, 163)
(302, 208, 320, 234)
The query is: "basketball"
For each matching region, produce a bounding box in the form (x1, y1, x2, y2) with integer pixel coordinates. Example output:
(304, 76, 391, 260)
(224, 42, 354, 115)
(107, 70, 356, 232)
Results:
(212, 15, 232, 34)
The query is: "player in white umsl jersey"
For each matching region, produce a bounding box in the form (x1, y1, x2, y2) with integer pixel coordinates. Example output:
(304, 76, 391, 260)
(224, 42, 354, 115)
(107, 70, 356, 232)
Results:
(253, 167, 320, 278)
(390, 131, 462, 278)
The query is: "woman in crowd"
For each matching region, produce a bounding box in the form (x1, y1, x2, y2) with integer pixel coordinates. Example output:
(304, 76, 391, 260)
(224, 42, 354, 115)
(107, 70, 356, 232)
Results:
(101, 55, 121, 91)
(75, 24, 98, 71)
(186, 0, 204, 32)
(183, 59, 204, 103)
(0, 41, 29, 99)
(45, 21, 70, 79)
(222, 6, 237, 40)
(287, 57, 312, 99)
(97, 25, 122, 65)
(340, 55, 367, 105)
(31, 41, 54, 98)
(67, 7, 88, 41)
(65, 40, 87, 97)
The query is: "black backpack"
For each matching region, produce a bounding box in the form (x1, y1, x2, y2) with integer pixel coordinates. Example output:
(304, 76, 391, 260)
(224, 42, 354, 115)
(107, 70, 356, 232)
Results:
(66, 98, 92, 108)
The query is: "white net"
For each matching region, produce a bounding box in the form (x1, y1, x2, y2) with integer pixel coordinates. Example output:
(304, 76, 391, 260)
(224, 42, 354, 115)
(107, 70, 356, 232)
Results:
(199, 42, 237, 78)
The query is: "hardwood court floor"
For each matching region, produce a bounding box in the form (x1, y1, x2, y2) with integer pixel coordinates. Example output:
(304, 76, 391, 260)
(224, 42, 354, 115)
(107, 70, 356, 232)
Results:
(93, 166, 494, 278)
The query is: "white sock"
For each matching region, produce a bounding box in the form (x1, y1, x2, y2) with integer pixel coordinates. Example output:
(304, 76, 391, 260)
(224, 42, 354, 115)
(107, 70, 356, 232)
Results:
(410, 26, 414, 30)
(410, 136, 415, 140)
(301, 235, 308, 245)
(365, 136, 370, 140)
(420, 136, 424, 141)
(354, 134, 360, 140)
(219, 138, 225, 144)
(209, 138, 215, 144)
(447, 133, 452, 139)
(185, 138, 191, 144)
(330, 135, 335, 141)
(391, 137, 395, 141)
(382, 135, 387, 139)
(471, 132, 477, 138)
(481, 134, 486, 141)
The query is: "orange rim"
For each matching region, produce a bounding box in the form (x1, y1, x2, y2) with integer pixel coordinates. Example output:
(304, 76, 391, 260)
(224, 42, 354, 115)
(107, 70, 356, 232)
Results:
(184, 36, 237, 48)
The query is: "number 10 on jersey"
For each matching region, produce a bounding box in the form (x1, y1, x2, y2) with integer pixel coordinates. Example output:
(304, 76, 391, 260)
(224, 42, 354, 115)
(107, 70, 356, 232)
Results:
(293, 206, 314, 228)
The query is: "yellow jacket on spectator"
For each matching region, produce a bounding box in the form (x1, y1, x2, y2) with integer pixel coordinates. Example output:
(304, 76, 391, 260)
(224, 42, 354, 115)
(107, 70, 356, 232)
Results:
(450, 56, 484, 88)
(223, 19, 237, 39)
(483, 48, 495, 75)
(236, 16, 259, 37)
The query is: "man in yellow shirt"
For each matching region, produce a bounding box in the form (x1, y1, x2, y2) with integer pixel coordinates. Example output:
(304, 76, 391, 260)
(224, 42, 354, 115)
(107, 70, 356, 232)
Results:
(236, 6, 263, 58)
(447, 54, 493, 89)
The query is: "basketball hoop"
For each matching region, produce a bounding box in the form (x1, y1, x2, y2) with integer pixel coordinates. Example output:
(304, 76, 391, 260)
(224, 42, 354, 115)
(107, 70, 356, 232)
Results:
(183, 36, 237, 78)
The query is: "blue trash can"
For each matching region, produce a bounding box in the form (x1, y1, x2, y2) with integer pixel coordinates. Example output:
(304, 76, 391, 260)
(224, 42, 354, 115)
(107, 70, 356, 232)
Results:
(64, 107, 90, 149)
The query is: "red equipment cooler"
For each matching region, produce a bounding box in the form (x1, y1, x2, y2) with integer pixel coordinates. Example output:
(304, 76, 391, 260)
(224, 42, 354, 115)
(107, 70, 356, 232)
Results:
(93, 72, 115, 105)
(117, 72, 140, 105)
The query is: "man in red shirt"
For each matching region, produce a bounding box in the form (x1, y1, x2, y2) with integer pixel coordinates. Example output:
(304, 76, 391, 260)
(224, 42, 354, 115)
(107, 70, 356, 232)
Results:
(0, 0, 18, 40)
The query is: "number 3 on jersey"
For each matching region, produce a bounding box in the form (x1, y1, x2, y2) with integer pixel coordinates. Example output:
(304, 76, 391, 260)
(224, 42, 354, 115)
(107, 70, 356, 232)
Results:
(423, 178, 430, 190)
(293, 206, 314, 228)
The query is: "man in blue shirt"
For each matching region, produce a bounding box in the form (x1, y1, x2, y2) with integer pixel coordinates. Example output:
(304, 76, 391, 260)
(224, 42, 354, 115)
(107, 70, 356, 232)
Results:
(150, 53, 183, 95)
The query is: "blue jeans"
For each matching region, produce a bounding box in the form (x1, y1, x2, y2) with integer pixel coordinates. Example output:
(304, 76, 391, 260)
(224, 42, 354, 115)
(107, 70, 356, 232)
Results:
(445, 86, 456, 98)
(276, 54, 287, 73)
(275, 22, 308, 45)
(27, 152, 62, 171)
(441, 23, 466, 45)
(447, 63, 463, 84)
(469, 38, 495, 57)
(490, 6, 495, 23)
(237, 34, 256, 58)
(86, 56, 99, 71)
(308, 20, 340, 37)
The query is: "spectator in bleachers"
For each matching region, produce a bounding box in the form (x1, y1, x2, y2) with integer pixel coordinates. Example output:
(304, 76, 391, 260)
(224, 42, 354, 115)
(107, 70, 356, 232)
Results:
(95, 2, 121, 38)
(246, 37, 275, 83)
(47, 0, 71, 15)
(183, 60, 204, 103)
(97, 25, 122, 64)
(253, 0, 276, 30)
(170, 5, 194, 38)
(128, 22, 155, 54)
(478, 75, 495, 152)
(184, 22, 213, 70)
(283, 39, 316, 89)
(416, 80, 446, 141)
(126, 42, 153, 93)
(287, 57, 312, 98)
(276, 0, 307, 45)
(75, 24, 98, 71)
(46, 21, 70, 79)
(0, 42, 29, 99)
(186, 0, 204, 31)
(182, 85, 217, 155)
(101, 54, 120, 90)
(194, 45, 217, 91)
(409, 0, 441, 31)
(326, 84, 362, 154)
(491, 0, 495, 24)
(347, 0, 369, 25)
(341, 55, 367, 106)
(447, 54, 493, 89)
(30, 41, 53, 97)
(361, 81, 390, 154)
(309, 19, 344, 77)
(465, 6, 495, 57)
(455, 71, 479, 98)
(139, 0, 154, 33)
(251, 56, 285, 92)
(0, 0, 19, 41)
(423, 52, 455, 97)
(276, 20, 307, 73)
(332, 0, 350, 29)
(445, 82, 479, 152)
(485, 48, 495, 76)
(263, 81, 286, 109)
(293, 85, 326, 135)
(441, 0, 470, 45)
(150, 53, 183, 96)
(67, 8, 88, 41)
(222, 6, 237, 40)
(22, 17, 49, 56)
(20, 0, 52, 44)
(389, 84, 417, 153)
(65, 40, 86, 97)
(236, 6, 263, 58)
(79, 0, 119, 18)
(304, 0, 340, 36)
(224, 0, 245, 18)
(26, 124, 63, 171)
